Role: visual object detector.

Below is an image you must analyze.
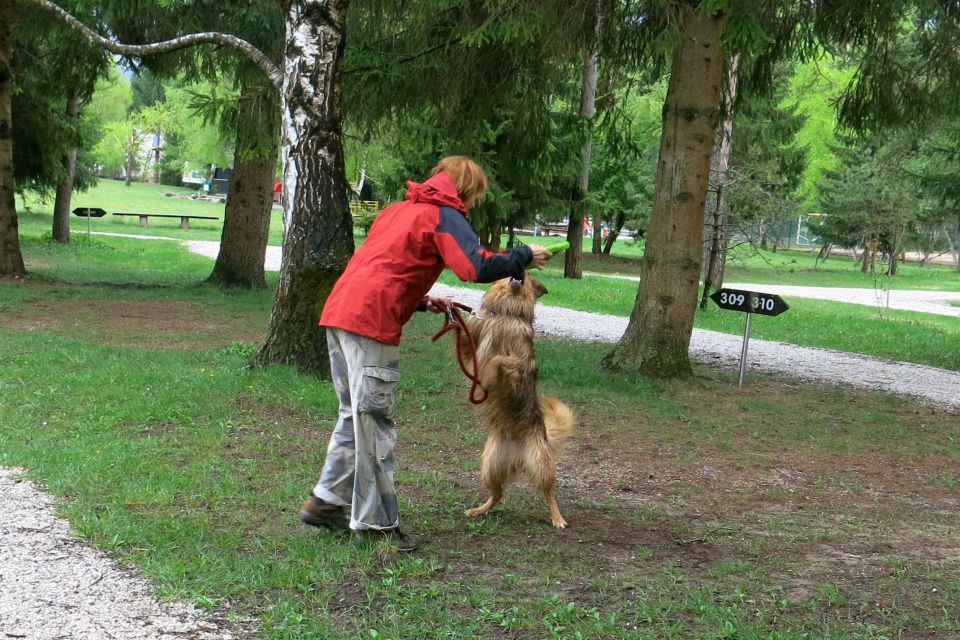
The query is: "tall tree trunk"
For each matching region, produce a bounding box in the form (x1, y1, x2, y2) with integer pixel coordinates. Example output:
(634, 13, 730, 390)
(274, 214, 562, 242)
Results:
(565, 4, 601, 279)
(252, 0, 352, 378)
(151, 143, 161, 184)
(52, 94, 82, 244)
(0, 0, 25, 277)
(602, 210, 626, 255)
(700, 53, 739, 310)
(124, 135, 135, 186)
(486, 222, 501, 252)
(862, 236, 878, 274)
(886, 224, 906, 277)
(816, 242, 833, 264)
(944, 224, 960, 272)
(208, 78, 280, 289)
(602, 6, 726, 378)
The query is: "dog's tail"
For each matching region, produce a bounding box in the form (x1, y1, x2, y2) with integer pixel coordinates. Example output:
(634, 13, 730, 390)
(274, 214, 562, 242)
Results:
(541, 396, 574, 454)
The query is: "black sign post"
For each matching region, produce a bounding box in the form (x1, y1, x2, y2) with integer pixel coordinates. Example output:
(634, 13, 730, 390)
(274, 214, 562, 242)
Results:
(72, 207, 108, 238)
(709, 288, 789, 386)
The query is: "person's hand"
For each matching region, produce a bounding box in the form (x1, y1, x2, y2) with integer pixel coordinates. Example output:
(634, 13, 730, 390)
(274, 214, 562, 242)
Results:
(528, 245, 552, 269)
(423, 296, 453, 313)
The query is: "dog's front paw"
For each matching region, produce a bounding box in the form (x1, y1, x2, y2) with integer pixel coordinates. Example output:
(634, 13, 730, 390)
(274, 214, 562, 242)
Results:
(552, 517, 568, 529)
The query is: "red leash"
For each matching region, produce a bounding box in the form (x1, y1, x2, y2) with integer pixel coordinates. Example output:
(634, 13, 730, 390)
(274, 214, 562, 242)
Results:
(431, 301, 488, 405)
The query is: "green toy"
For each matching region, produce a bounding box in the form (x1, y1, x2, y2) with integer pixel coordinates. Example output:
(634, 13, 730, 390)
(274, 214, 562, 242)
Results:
(544, 241, 570, 253)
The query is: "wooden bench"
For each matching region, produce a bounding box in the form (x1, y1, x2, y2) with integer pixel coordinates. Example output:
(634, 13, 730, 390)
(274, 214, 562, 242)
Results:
(113, 212, 219, 229)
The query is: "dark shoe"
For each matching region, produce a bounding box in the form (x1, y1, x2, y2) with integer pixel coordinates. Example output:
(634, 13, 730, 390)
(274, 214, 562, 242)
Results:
(298, 495, 349, 531)
(352, 527, 421, 552)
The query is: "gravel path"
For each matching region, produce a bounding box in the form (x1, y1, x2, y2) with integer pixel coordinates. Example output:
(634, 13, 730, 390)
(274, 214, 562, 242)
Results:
(5, 236, 951, 640)
(0, 469, 254, 639)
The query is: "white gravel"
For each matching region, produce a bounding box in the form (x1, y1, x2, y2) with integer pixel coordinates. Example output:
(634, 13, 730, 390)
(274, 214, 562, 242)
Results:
(5, 237, 952, 640)
(0, 469, 253, 640)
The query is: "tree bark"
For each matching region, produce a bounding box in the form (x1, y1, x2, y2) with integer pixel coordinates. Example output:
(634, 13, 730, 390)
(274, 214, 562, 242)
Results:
(124, 131, 135, 186)
(862, 236, 878, 274)
(52, 94, 82, 244)
(208, 78, 280, 289)
(944, 224, 960, 272)
(592, 215, 603, 253)
(602, 210, 625, 254)
(602, 6, 726, 378)
(564, 4, 601, 279)
(252, 0, 352, 378)
(700, 53, 739, 310)
(0, 0, 24, 277)
(28, 0, 281, 89)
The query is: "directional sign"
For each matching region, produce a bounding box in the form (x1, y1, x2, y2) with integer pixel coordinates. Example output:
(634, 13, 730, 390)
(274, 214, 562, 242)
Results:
(710, 288, 789, 317)
(72, 207, 108, 218)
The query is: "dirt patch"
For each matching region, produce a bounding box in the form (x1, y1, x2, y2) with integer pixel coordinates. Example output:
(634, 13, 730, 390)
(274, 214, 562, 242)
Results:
(0, 298, 264, 349)
(395, 369, 960, 633)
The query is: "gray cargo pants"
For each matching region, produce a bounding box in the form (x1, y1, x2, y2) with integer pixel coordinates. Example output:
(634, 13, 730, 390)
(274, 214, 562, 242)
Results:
(313, 328, 401, 531)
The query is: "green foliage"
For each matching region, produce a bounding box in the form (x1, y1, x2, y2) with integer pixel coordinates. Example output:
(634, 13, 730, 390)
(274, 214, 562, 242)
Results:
(816, 131, 924, 255)
(722, 63, 808, 247)
(87, 66, 134, 125)
(588, 79, 664, 237)
(130, 69, 166, 113)
(92, 119, 145, 177)
(343, 0, 597, 233)
(10, 0, 110, 196)
(88, 74, 232, 183)
(782, 56, 855, 211)
(835, 2, 960, 133)
(87, 0, 284, 178)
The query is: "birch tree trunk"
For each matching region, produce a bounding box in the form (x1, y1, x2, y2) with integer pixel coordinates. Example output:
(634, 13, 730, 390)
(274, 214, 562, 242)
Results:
(252, 0, 353, 378)
(699, 53, 739, 309)
(208, 78, 280, 289)
(52, 94, 82, 244)
(0, 0, 24, 277)
(602, 6, 726, 378)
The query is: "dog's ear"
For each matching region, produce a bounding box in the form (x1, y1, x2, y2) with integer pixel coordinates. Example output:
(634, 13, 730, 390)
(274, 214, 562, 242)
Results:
(530, 276, 548, 298)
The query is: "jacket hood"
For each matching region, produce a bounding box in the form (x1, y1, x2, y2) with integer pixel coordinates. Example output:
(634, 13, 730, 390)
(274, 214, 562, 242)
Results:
(405, 171, 466, 214)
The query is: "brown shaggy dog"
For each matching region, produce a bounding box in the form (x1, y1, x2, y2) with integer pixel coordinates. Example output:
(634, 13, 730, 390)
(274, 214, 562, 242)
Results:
(461, 274, 574, 528)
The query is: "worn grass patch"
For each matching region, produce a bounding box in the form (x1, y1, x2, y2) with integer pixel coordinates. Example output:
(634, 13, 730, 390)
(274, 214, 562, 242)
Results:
(1, 275, 958, 639)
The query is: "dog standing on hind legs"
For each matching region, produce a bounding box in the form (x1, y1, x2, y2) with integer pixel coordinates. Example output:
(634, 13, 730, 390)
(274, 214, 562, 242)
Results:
(459, 274, 575, 528)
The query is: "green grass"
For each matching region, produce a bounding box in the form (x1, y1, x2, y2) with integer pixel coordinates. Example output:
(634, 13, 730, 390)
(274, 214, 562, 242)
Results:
(562, 241, 960, 292)
(20, 233, 225, 285)
(21, 180, 960, 293)
(2, 235, 959, 639)
(11, 214, 960, 372)
(3, 290, 959, 637)
(720, 245, 960, 291)
(19, 178, 287, 245)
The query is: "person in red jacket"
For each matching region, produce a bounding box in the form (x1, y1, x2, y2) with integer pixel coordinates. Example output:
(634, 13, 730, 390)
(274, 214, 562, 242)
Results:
(298, 156, 551, 550)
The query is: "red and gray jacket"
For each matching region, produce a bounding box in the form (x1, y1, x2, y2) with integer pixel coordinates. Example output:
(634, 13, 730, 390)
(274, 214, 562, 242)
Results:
(319, 171, 533, 345)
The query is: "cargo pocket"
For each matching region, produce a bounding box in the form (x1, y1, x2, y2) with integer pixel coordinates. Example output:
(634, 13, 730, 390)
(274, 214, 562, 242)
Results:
(357, 366, 400, 418)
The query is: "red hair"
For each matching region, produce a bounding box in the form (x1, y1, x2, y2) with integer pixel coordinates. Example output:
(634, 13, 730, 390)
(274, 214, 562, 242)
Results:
(431, 156, 488, 210)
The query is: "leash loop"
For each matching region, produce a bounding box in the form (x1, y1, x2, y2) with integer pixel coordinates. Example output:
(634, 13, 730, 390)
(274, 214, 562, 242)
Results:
(431, 301, 487, 405)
